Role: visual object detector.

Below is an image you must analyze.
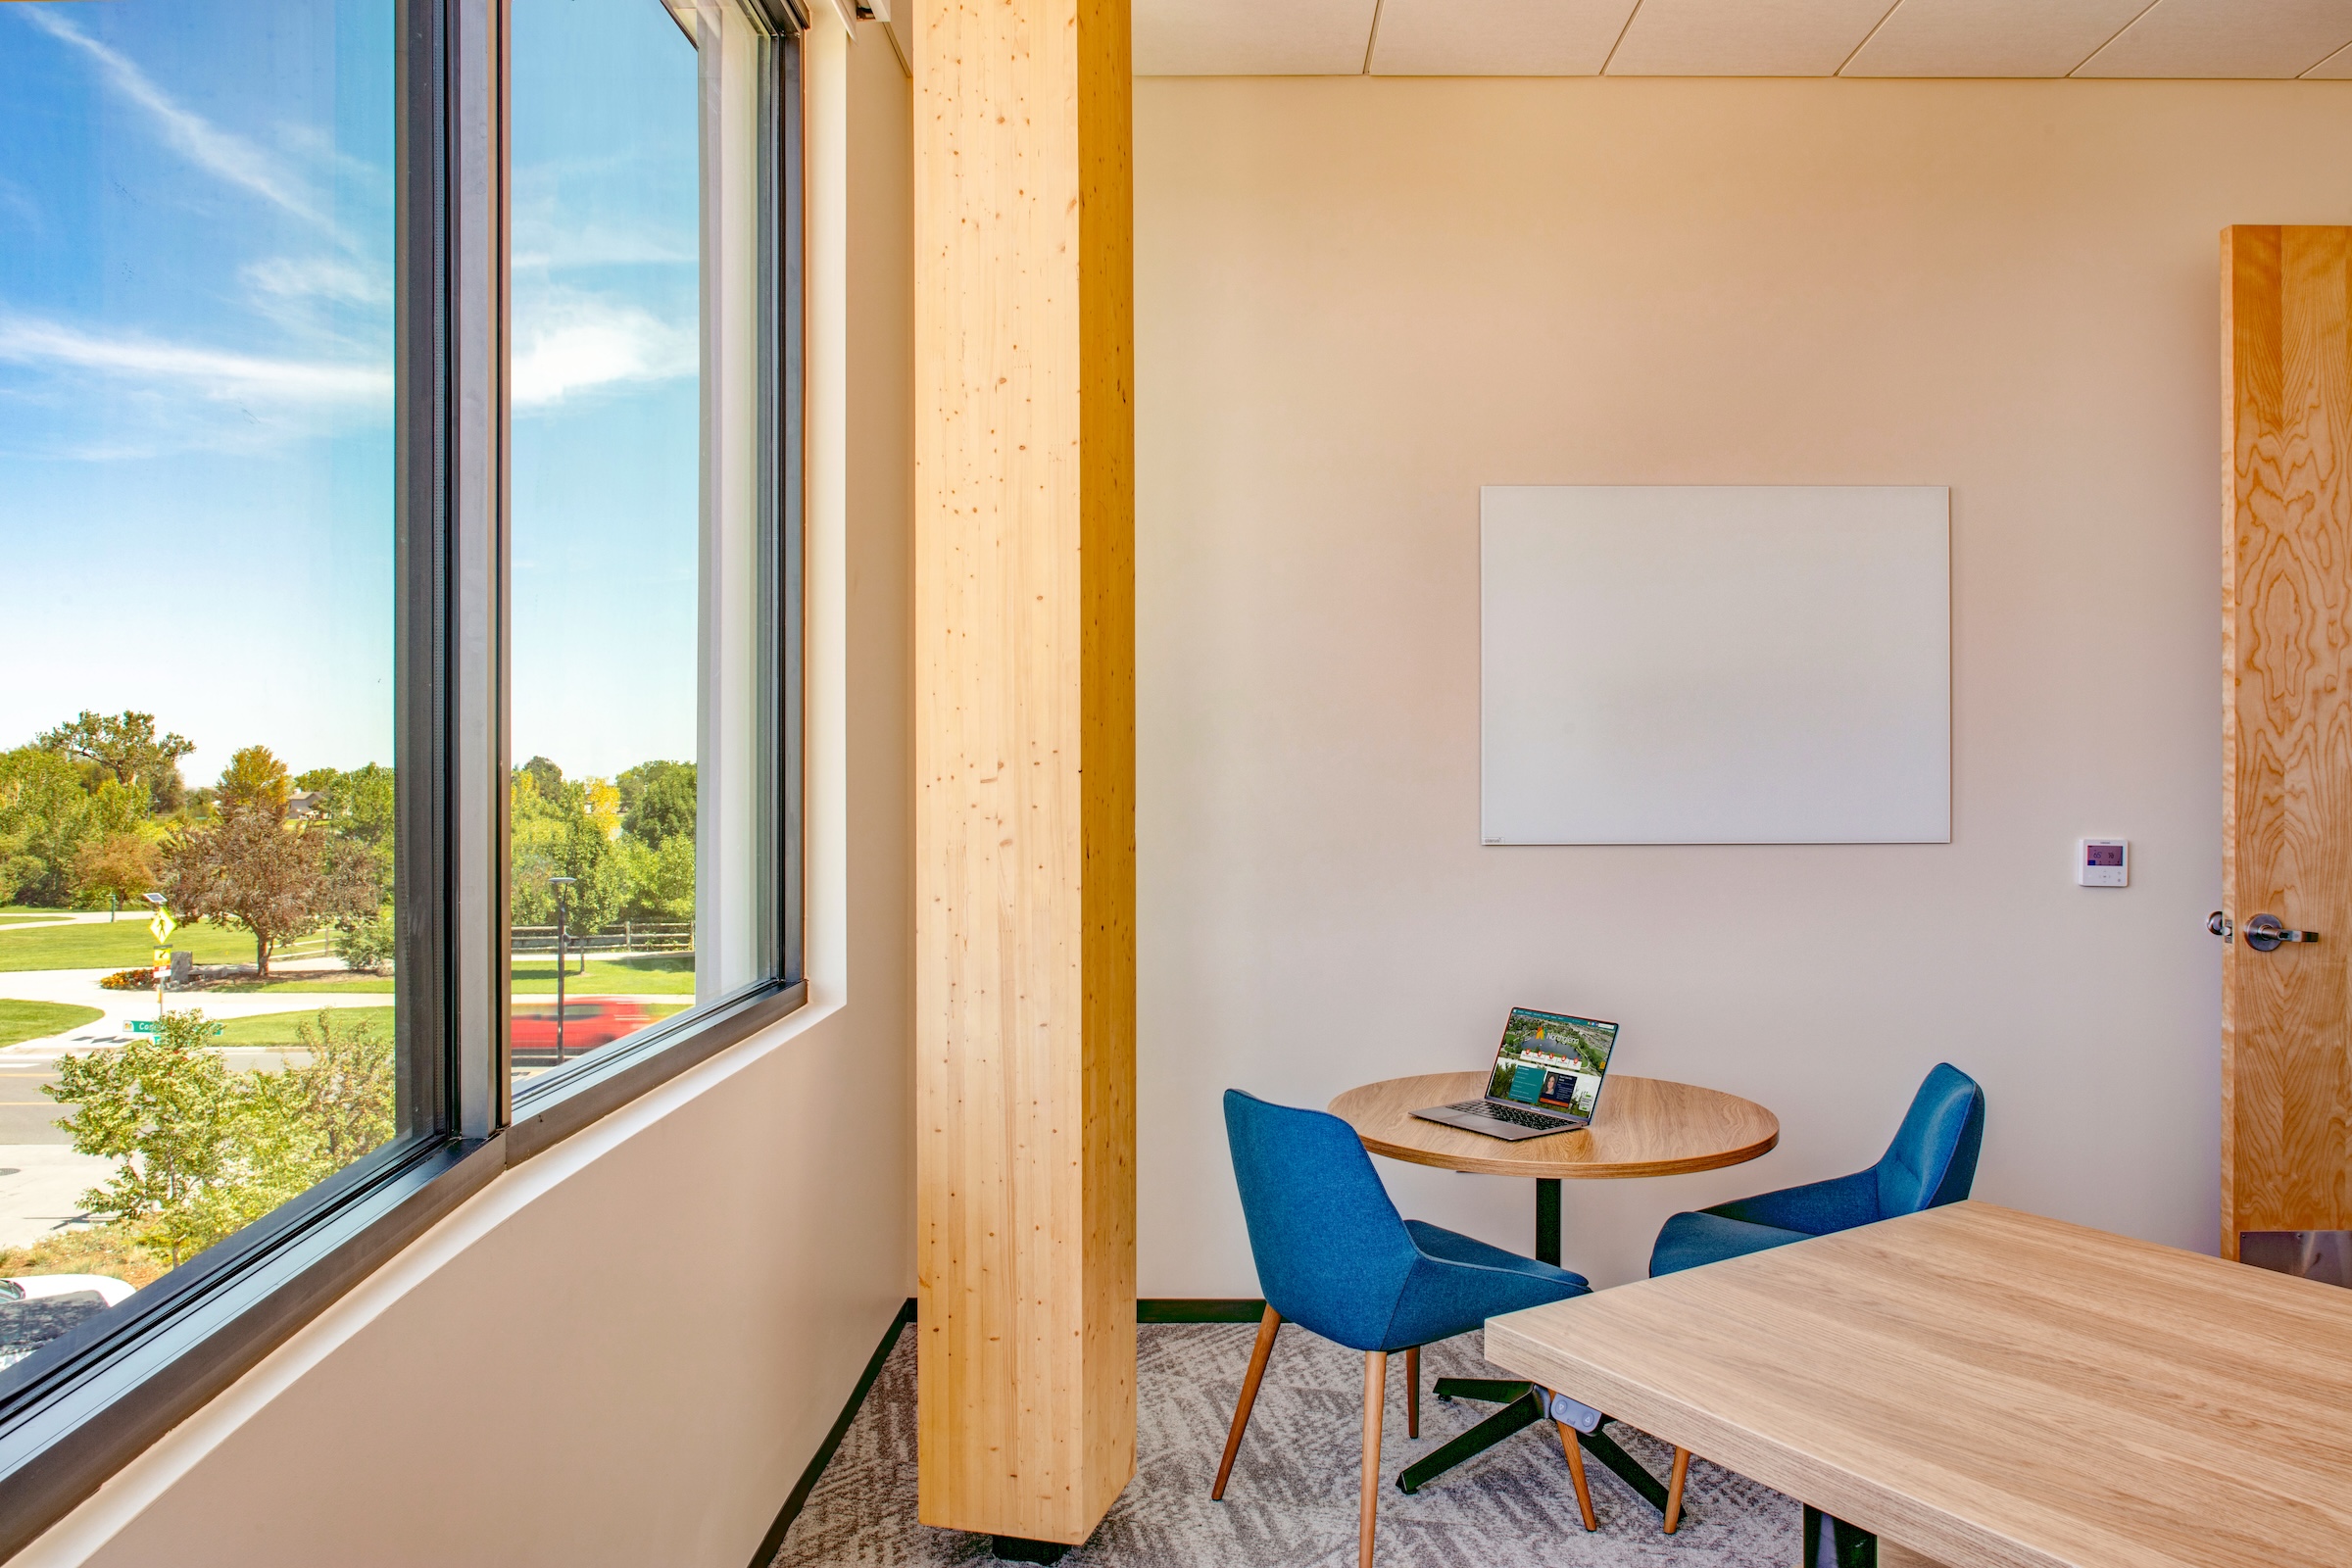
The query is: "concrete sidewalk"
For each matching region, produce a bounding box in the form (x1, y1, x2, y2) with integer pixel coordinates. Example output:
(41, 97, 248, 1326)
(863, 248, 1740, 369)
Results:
(0, 1147, 114, 1250)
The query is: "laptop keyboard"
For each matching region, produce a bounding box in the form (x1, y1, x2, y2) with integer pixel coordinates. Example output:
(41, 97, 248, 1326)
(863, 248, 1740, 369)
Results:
(1450, 1100, 1572, 1131)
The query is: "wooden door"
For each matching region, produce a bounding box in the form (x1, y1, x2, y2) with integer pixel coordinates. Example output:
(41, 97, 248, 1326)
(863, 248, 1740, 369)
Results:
(2221, 225, 2352, 1260)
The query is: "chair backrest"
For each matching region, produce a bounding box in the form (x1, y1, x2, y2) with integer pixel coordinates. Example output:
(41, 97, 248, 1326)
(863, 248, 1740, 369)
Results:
(1222, 1090, 1422, 1348)
(1872, 1062, 1986, 1219)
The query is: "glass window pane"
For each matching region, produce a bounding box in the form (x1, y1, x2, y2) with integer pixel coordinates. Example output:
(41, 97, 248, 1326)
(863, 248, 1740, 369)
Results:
(508, 0, 701, 1084)
(0, 0, 402, 1365)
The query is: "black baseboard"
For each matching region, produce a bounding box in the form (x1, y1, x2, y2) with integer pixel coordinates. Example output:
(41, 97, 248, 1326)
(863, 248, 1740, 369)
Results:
(747, 1297, 1267, 1567)
(1137, 1298, 1266, 1323)
(748, 1298, 915, 1568)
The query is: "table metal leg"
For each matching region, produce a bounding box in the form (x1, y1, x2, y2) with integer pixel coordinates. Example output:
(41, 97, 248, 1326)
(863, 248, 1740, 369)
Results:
(1537, 1177, 1562, 1265)
(1396, 1391, 1544, 1494)
(1803, 1504, 1878, 1567)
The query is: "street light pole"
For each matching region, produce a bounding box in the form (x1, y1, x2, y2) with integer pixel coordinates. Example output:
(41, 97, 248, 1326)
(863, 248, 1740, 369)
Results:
(549, 876, 576, 1064)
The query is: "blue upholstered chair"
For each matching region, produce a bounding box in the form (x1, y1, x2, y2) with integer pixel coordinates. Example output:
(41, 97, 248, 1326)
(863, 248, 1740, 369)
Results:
(1649, 1063, 1986, 1280)
(1215, 1090, 1594, 1568)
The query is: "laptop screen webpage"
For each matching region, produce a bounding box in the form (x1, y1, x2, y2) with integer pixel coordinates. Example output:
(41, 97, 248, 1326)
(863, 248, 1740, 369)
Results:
(1485, 1007, 1619, 1120)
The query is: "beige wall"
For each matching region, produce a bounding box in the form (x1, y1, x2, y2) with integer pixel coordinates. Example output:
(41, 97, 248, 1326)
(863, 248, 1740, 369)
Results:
(1132, 76, 2352, 1295)
(19, 20, 911, 1567)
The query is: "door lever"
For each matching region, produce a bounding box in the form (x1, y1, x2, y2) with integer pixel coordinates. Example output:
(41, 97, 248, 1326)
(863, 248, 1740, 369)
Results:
(2209, 911, 2232, 941)
(2244, 913, 2320, 952)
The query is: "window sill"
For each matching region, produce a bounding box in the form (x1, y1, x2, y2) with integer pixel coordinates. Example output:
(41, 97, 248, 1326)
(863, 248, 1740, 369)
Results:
(0, 976, 808, 1562)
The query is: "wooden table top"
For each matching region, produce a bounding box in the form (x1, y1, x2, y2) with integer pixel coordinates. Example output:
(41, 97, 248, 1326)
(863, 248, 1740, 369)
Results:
(1326, 1071, 1779, 1179)
(1484, 1201, 2352, 1568)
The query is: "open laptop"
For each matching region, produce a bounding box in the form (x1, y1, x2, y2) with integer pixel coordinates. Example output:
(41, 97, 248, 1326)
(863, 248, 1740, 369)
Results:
(1412, 1007, 1620, 1141)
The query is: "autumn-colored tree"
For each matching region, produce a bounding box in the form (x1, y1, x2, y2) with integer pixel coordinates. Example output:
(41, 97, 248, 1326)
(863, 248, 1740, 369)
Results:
(36, 710, 194, 813)
(161, 801, 378, 977)
(217, 745, 293, 816)
(73, 831, 160, 907)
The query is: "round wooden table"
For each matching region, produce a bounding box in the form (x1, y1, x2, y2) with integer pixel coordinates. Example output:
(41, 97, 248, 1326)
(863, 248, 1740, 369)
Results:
(1326, 1071, 1779, 1507)
(1328, 1072, 1779, 1263)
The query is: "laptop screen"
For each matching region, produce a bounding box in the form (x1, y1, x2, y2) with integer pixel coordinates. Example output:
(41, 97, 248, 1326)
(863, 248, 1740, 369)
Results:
(1485, 1007, 1619, 1120)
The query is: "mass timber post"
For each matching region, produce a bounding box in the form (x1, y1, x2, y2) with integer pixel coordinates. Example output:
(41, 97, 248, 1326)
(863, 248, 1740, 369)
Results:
(912, 0, 1137, 1550)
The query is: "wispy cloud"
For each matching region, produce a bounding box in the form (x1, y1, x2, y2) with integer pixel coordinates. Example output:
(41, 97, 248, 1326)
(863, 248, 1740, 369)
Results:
(511, 290, 695, 409)
(0, 315, 392, 405)
(244, 256, 390, 308)
(18, 8, 338, 240)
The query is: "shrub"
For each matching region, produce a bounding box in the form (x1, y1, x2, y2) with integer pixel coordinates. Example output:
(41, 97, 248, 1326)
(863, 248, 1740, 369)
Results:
(332, 914, 393, 972)
(96, 968, 154, 991)
(0, 1224, 169, 1291)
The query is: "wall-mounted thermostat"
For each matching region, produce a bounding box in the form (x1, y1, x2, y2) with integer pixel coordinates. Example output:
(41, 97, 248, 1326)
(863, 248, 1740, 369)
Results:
(2078, 839, 2129, 888)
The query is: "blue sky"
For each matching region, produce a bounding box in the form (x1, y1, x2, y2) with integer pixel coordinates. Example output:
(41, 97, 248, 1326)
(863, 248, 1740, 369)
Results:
(0, 0, 700, 789)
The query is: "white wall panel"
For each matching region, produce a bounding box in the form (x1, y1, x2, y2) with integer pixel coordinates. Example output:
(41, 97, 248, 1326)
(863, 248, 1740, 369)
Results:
(2077, 0, 2352, 77)
(1135, 0, 1375, 75)
(1606, 0, 1897, 75)
(1371, 0, 1637, 76)
(1843, 0, 2151, 76)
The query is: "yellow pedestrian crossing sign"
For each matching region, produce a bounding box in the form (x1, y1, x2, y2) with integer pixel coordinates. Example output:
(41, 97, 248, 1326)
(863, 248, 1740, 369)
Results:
(148, 908, 176, 945)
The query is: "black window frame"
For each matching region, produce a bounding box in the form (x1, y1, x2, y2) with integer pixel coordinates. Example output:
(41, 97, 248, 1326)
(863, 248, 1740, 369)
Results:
(0, 0, 807, 1552)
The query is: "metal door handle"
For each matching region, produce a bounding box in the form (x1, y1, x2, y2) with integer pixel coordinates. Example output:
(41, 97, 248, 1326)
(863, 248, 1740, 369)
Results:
(2209, 911, 2233, 940)
(2244, 913, 2320, 952)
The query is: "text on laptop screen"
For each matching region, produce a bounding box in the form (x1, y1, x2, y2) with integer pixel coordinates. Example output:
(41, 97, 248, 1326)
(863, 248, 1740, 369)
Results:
(1486, 1008, 1619, 1120)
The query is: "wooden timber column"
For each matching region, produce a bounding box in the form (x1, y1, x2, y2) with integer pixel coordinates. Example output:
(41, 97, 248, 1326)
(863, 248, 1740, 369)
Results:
(912, 0, 1137, 1549)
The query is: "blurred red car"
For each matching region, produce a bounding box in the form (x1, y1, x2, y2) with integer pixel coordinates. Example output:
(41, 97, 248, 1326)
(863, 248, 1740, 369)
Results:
(510, 1000, 653, 1066)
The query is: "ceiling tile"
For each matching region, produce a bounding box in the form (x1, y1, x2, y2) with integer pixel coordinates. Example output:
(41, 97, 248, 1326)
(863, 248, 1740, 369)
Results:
(1370, 0, 1639, 75)
(2307, 36, 2352, 74)
(1606, 0, 1900, 75)
(1843, 0, 2151, 77)
(2075, 0, 2352, 77)
(1134, 0, 1377, 75)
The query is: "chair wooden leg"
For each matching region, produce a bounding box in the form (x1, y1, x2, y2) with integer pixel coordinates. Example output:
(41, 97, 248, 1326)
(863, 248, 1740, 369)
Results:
(1210, 1306, 1282, 1500)
(1404, 1345, 1419, 1439)
(1663, 1445, 1691, 1534)
(1359, 1350, 1387, 1568)
(1553, 1422, 1597, 1531)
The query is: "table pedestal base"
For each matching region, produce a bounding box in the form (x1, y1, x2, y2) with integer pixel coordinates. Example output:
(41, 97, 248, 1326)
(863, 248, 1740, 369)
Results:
(1397, 1379, 1670, 1513)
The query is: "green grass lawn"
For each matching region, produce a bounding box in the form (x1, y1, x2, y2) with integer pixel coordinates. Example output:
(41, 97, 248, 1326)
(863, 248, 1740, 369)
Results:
(210, 1006, 398, 1046)
(0, 918, 259, 973)
(0, 999, 105, 1049)
(206, 1002, 688, 1045)
(226, 955, 696, 996)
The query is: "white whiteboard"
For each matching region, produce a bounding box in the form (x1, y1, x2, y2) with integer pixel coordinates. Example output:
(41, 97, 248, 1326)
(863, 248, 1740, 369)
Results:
(1481, 486, 1950, 845)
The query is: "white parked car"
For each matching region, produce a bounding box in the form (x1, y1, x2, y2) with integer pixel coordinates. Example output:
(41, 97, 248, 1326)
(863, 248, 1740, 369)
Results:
(1, 1274, 136, 1307)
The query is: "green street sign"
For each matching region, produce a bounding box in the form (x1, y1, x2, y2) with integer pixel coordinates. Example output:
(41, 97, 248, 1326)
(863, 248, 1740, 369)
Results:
(126, 1020, 223, 1037)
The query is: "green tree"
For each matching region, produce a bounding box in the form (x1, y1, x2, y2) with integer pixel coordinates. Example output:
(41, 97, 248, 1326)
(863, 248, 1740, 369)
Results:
(161, 800, 380, 977)
(294, 762, 397, 884)
(285, 1009, 395, 1165)
(615, 832, 696, 922)
(0, 746, 145, 906)
(36, 711, 194, 813)
(44, 1008, 396, 1268)
(510, 766, 624, 933)
(47, 1010, 243, 1266)
(616, 760, 696, 848)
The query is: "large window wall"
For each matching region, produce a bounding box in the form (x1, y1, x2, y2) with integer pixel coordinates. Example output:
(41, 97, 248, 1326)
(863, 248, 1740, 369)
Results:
(0, 0, 804, 1548)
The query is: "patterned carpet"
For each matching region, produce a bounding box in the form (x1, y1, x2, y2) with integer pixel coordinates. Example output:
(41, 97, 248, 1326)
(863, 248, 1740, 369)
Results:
(771, 1322, 1801, 1567)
